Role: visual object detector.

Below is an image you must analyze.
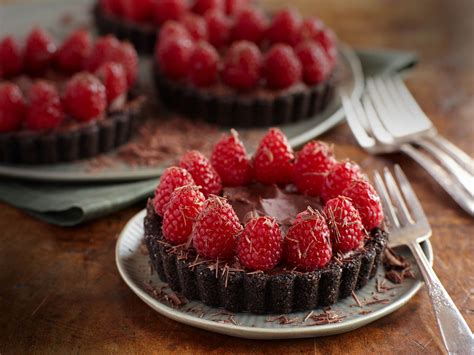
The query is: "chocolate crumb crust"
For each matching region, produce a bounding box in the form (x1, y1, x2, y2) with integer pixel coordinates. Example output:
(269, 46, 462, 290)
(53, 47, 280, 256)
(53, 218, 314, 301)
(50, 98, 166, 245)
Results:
(144, 200, 388, 314)
(153, 64, 336, 128)
(93, 3, 157, 54)
(0, 96, 145, 165)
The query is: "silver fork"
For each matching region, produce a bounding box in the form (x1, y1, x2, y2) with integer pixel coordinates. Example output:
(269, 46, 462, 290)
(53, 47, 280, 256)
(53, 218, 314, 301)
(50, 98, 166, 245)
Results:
(374, 165, 473, 354)
(342, 90, 474, 216)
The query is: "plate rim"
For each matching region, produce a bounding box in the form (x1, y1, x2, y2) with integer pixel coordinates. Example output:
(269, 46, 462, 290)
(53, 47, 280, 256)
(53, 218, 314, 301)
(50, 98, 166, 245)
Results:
(115, 209, 434, 339)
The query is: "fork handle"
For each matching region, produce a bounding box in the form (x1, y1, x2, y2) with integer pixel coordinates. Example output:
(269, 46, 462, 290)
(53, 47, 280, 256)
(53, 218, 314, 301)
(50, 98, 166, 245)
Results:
(428, 135, 474, 176)
(400, 144, 474, 216)
(408, 242, 473, 354)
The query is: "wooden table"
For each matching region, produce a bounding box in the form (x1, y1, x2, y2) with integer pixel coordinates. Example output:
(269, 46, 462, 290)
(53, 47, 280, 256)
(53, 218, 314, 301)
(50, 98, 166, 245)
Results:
(1, 0, 473, 353)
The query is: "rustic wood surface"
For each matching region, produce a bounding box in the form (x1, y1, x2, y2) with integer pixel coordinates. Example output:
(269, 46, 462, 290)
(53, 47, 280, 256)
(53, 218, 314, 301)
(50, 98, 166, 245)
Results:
(0, 0, 473, 353)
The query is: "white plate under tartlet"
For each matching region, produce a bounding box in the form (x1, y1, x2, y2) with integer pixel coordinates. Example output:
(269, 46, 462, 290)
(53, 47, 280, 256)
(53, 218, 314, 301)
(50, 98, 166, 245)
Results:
(116, 209, 433, 339)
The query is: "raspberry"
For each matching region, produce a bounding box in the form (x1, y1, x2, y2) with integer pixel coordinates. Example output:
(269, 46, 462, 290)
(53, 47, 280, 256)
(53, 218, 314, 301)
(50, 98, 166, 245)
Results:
(204, 10, 231, 48)
(237, 216, 282, 271)
(179, 150, 222, 196)
(158, 21, 190, 42)
(100, 0, 124, 16)
(0, 83, 26, 133)
(64, 73, 107, 122)
(24, 28, 57, 75)
(321, 160, 362, 202)
(95, 61, 128, 103)
(156, 34, 194, 79)
(85, 35, 121, 72)
(342, 179, 384, 231)
(192, 0, 224, 15)
(315, 28, 337, 63)
(267, 8, 302, 45)
(222, 40, 262, 90)
(26, 81, 64, 131)
(56, 30, 92, 74)
(232, 8, 268, 44)
(225, 0, 248, 15)
(296, 17, 324, 44)
(293, 140, 336, 196)
(0, 36, 23, 78)
(162, 185, 206, 245)
(111, 42, 138, 87)
(181, 13, 208, 41)
(284, 208, 332, 271)
(323, 196, 366, 253)
(154, 0, 187, 25)
(211, 129, 253, 186)
(153, 166, 195, 216)
(295, 41, 332, 85)
(253, 128, 294, 184)
(188, 42, 219, 87)
(122, 0, 155, 23)
(263, 44, 302, 89)
(192, 196, 242, 259)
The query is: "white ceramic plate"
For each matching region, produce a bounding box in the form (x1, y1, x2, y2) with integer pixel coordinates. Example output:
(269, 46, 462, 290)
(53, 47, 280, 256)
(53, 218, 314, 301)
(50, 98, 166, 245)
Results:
(116, 209, 433, 339)
(0, 0, 363, 183)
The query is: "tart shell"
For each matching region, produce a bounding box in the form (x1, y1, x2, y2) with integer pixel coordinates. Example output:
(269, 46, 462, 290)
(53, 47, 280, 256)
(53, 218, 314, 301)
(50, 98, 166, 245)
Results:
(144, 200, 388, 314)
(0, 96, 145, 165)
(153, 64, 336, 128)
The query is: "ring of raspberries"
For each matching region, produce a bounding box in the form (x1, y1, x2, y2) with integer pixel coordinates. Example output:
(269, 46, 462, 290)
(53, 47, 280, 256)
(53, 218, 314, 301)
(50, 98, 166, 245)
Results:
(151, 127, 384, 273)
(0, 27, 138, 133)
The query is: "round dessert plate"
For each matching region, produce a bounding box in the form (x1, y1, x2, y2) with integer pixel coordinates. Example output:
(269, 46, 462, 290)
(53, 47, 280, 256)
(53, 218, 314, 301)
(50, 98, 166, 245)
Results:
(116, 209, 433, 340)
(0, 0, 363, 183)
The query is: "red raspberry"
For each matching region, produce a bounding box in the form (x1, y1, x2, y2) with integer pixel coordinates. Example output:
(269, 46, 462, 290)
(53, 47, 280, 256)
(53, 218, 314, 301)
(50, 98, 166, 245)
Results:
(122, 0, 155, 23)
(315, 28, 337, 63)
(237, 216, 282, 271)
(222, 41, 262, 90)
(153, 166, 195, 216)
(85, 35, 121, 72)
(232, 8, 268, 44)
(321, 160, 362, 202)
(284, 208, 332, 271)
(26, 81, 64, 131)
(158, 21, 190, 42)
(64, 73, 107, 122)
(181, 14, 208, 41)
(267, 8, 302, 45)
(323, 196, 366, 253)
(253, 127, 294, 184)
(188, 42, 219, 87)
(192, 0, 224, 15)
(24, 28, 57, 75)
(263, 44, 302, 89)
(111, 42, 138, 87)
(154, 0, 187, 25)
(179, 150, 222, 196)
(162, 185, 206, 245)
(342, 179, 384, 231)
(100, 0, 124, 16)
(296, 17, 324, 44)
(192, 196, 242, 259)
(295, 41, 332, 85)
(95, 61, 128, 103)
(211, 129, 253, 186)
(0, 83, 26, 133)
(156, 35, 194, 79)
(204, 10, 231, 48)
(56, 30, 92, 74)
(225, 0, 248, 15)
(293, 140, 336, 196)
(0, 36, 23, 78)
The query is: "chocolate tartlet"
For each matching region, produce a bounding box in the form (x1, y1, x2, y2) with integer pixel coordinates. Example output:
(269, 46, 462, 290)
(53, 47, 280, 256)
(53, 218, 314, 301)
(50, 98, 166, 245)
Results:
(144, 184, 388, 314)
(153, 65, 336, 127)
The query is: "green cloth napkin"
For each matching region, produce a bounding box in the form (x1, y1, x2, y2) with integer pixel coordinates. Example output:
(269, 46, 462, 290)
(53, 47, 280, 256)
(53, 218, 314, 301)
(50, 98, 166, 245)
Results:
(0, 49, 417, 227)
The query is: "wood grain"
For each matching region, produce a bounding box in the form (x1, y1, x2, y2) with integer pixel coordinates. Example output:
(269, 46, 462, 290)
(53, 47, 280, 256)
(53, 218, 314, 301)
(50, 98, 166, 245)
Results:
(0, 0, 473, 353)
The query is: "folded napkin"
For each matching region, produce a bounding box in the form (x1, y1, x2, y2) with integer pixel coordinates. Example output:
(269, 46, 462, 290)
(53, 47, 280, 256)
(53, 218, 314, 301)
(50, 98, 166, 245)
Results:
(0, 49, 417, 227)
